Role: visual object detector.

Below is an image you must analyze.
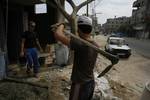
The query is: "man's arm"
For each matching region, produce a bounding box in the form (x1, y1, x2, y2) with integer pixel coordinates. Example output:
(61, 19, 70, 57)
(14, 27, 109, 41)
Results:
(54, 24, 70, 46)
(36, 39, 43, 52)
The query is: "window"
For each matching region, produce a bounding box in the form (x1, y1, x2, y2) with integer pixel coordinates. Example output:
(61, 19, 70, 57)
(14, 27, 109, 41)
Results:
(35, 3, 47, 14)
(109, 39, 125, 45)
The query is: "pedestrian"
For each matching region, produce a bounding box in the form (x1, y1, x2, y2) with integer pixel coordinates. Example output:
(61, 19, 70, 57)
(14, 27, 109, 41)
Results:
(53, 16, 99, 100)
(20, 21, 43, 78)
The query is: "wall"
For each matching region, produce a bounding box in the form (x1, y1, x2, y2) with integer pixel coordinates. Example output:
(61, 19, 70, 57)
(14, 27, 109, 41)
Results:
(0, 1, 6, 52)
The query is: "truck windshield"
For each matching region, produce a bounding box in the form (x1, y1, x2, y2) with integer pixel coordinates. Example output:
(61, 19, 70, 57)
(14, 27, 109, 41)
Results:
(109, 39, 125, 45)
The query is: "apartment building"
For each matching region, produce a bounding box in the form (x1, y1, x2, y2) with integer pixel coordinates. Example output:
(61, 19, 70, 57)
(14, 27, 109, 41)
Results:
(102, 16, 130, 34)
(132, 0, 150, 39)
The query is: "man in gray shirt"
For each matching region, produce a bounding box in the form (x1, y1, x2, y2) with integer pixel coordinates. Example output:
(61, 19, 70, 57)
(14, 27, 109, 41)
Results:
(54, 16, 99, 100)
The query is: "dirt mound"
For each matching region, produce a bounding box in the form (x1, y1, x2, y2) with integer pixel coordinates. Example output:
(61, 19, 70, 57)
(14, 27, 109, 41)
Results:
(0, 82, 48, 100)
(109, 79, 140, 100)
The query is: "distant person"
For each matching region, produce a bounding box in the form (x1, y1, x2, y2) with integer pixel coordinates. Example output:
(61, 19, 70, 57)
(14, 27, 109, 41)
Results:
(20, 21, 43, 77)
(53, 16, 99, 100)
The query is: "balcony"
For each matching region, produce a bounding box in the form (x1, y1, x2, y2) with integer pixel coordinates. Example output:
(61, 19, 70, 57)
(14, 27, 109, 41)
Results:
(132, 6, 146, 17)
(133, 0, 146, 8)
(133, 0, 140, 7)
(132, 9, 138, 16)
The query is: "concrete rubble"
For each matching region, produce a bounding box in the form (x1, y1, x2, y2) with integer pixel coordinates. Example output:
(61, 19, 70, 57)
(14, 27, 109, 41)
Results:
(93, 73, 122, 100)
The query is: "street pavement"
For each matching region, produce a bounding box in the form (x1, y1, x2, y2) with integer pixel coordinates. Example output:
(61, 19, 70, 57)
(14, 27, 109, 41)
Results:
(95, 35, 150, 100)
(125, 38, 150, 59)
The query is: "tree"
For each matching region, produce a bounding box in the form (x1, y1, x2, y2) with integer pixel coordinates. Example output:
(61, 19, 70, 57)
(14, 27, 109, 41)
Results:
(48, 0, 95, 35)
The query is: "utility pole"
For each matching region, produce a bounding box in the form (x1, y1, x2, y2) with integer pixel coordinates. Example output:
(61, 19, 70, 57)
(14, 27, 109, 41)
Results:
(86, 0, 89, 16)
(92, 1, 97, 34)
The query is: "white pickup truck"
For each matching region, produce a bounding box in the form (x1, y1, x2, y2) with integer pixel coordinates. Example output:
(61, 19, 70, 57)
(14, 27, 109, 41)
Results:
(105, 37, 131, 58)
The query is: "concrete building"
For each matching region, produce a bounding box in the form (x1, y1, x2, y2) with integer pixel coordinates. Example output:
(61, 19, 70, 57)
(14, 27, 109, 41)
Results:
(132, 0, 150, 39)
(102, 16, 130, 34)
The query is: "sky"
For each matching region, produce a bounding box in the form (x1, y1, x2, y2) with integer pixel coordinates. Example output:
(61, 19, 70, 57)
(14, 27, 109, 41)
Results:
(65, 0, 136, 24)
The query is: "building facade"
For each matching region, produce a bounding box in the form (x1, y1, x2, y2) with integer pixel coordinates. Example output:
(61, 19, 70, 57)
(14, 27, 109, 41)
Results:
(132, 0, 150, 39)
(102, 16, 130, 34)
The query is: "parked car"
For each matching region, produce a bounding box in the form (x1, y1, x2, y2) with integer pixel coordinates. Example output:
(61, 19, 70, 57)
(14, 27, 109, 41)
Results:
(115, 32, 126, 37)
(105, 37, 131, 58)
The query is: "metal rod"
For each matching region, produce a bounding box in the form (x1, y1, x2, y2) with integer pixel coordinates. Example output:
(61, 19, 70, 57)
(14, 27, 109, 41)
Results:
(64, 30, 119, 65)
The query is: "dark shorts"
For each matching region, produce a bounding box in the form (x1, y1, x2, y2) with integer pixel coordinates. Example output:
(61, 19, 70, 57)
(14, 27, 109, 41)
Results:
(26, 48, 40, 73)
(69, 80, 95, 100)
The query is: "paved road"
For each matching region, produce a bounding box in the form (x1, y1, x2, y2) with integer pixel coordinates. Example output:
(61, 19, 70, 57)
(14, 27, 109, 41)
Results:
(125, 38, 150, 59)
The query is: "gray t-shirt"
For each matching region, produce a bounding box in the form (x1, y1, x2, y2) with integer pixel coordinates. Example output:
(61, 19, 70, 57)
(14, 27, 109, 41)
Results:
(70, 38, 98, 83)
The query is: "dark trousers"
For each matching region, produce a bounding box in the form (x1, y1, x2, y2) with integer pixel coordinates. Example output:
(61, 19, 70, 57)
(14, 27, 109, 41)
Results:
(26, 48, 40, 74)
(69, 80, 95, 100)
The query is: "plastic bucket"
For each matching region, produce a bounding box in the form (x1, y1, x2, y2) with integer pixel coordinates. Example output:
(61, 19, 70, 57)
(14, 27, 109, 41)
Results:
(0, 52, 6, 80)
(141, 82, 150, 100)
